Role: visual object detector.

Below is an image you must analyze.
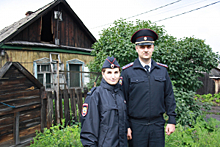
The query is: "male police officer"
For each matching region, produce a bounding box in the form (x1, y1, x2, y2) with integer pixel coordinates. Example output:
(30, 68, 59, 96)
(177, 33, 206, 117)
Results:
(80, 56, 127, 147)
(121, 29, 176, 147)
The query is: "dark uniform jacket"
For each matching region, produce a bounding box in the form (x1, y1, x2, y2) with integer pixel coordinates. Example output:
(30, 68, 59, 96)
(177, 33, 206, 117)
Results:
(80, 78, 127, 147)
(121, 58, 176, 126)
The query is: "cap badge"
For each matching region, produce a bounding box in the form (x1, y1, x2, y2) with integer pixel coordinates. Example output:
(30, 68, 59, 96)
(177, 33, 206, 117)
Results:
(111, 64, 114, 68)
(144, 37, 147, 41)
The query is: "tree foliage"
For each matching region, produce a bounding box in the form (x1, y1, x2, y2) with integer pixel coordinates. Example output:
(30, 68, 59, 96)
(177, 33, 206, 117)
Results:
(88, 19, 218, 125)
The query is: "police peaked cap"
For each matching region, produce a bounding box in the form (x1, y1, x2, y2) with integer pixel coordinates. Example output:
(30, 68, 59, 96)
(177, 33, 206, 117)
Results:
(102, 56, 120, 69)
(131, 28, 158, 45)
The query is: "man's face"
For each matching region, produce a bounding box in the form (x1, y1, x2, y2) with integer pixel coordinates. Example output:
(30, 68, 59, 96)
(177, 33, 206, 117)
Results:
(102, 68, 120, 85)
(135, 45, 154, 61)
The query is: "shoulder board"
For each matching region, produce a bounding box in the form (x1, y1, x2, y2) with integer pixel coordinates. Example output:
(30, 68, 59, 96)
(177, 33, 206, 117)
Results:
(122, 62, 134, 70)
(156, 62, 168, 68)
(87, 87, 96, 95)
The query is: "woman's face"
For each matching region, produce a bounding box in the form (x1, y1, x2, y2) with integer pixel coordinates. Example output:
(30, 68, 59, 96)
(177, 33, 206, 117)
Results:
(102, 68, 120, 85)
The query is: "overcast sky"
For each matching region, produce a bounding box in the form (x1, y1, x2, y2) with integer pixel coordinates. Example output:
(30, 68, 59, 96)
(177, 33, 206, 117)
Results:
(0, 0, 219, 53)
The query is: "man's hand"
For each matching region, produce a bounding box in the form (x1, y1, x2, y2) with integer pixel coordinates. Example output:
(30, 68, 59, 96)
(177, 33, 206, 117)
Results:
(165, 124, 175, 135)
(127, 128, 132, 140)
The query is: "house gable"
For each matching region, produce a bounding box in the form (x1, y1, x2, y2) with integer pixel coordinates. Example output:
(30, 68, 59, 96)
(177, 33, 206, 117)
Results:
(0, 0, 96, 49)
(0, 62, 43, 88)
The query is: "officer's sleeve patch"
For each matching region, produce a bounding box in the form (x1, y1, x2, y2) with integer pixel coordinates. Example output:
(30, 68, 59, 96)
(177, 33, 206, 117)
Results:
(82, 103, 88, 117)
(119, 76, 123, 85)
(156, 62, 168, 68)
(122, 62, 134, 70)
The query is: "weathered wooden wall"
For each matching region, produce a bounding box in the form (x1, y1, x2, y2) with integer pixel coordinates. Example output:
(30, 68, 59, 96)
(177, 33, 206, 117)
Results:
(197, 73, 215, 94)
(11, 4, 94, 48)
(0, 50, 94, 75)
(0, 65, 42, 146)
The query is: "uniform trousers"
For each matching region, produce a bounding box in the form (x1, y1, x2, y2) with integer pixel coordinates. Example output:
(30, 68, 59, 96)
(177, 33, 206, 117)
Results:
(128, 121, 165, 147)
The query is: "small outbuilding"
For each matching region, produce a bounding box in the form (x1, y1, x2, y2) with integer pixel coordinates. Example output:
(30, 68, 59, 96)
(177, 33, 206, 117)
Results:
(0, 62, 44, 146)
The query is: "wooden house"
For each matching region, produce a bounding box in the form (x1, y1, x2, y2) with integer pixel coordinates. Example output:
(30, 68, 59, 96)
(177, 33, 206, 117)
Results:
(0, 0, 96, 91)
(0, 62, 44, 146)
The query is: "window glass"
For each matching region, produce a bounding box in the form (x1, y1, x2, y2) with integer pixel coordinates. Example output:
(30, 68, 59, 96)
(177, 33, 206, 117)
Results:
(69, 64, 80, 87)
(37, 74, 43, 84)
(42, 65, 50, 72)
(37, 65, 40, 72)
(46, 73, 51, 88)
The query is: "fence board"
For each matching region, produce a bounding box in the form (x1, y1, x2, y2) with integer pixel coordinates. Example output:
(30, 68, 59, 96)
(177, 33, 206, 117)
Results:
(63, 88, 70, 126)
(76, 88, 83, 122)
(70, 89, 77, 123)
(41, 88, 46, 131)
(46, 92, 53, 129)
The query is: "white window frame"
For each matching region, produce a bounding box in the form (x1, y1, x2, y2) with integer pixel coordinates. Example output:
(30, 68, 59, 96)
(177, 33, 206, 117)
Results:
(66, 59, 85, 88)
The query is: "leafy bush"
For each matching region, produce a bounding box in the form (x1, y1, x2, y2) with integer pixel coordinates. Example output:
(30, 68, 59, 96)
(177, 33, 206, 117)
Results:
(30, 120, 82, 147)
(87, 19, 218, 126)
(165, 115, 220, 147)
(195, 93, 220, 106)
(172, 86, 212, 126)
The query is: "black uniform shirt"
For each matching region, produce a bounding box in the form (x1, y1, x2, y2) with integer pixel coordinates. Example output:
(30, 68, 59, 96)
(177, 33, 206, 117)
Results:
(121, 58, 176, 126)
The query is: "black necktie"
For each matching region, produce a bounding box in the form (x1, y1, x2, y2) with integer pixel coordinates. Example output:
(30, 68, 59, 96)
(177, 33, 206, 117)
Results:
(144, 65, 150, 72)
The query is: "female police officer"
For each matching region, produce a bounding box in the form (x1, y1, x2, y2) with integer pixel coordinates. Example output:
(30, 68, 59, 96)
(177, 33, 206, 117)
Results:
(80, 56, 127, 147)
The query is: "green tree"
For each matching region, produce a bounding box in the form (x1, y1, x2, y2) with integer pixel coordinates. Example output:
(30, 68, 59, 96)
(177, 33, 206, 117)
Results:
(88, 19, 218, 125)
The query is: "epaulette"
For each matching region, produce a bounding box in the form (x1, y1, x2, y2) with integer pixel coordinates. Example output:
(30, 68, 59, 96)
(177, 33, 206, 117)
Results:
(87, 87, 96, 95)
(122, 62, 134, 70)
(156, 62, 168, 68)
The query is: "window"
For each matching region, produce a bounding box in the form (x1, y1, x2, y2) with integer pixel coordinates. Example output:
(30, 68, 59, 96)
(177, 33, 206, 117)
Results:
(37, 64, 51, 89)
(67, 59, 85, 88)
(33, 58, 52, 90)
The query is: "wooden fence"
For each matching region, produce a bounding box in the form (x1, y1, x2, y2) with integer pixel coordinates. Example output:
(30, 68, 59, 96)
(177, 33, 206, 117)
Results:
(41, 87, 88, 129)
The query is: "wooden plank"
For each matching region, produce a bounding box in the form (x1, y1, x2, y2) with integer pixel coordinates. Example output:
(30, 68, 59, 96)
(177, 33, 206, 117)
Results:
(0, 97, 40, 110)
(0, 89, 40, 102)
(40, 87, 46, 131)
(65, 11, 69, 46)
(84, 87, 88, 99)
(0, 113, 14, 126)
(76, 88, 83, 122)
(13, 112, 20, 145)
(19, 117, 41, 129)
(0, 132, 13, 144)
(46, 92, 53, 129)
(70, 88, 77, 122)
(0, 123, 13, 134)
(19, 124, 40, 138)
(0, 104, 41, 116)
(59, 89, 63, 122)
(63, 88, 70, 126)
(19, 108, 41, 122)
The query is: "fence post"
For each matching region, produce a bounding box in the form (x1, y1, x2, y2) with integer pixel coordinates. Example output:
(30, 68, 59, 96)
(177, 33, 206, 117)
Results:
(63, 87, 70, 126)
(47, 92, 53, 129)
(76, 88, 83, 122)
(83, 87, 88, 100)
(40, 87, 46, 131)
(13, 112, 20, 145)
(70, 88, 77, 123)
(59, 89, 63, 123)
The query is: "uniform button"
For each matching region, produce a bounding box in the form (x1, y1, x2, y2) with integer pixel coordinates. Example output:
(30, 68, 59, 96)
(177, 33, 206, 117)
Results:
(136, 80, 138, 81)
